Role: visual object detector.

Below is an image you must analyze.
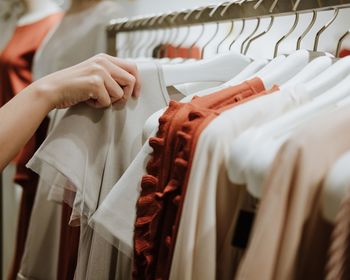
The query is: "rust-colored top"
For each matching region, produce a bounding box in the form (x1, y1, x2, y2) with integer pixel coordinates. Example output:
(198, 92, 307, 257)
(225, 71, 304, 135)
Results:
(133, 78, 272, 280)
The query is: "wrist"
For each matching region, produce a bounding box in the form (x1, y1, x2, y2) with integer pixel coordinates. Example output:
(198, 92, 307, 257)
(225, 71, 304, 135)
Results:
(25, 80, 57, 112)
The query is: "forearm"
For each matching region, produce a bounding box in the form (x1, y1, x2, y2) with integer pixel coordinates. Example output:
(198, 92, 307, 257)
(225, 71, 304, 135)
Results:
(0, 54, 140, 171)
(0, 83, 53, 170)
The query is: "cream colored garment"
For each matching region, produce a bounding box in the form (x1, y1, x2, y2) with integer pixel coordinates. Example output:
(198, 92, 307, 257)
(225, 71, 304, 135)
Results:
(236, 106, 350, 280)
(90, 85, 308, 279)
(28, 61, 171, 279)
(29, 61, 170, 219)
(228, 80, 350, 198)
(17, 179, 62, 280)
(19, 2, 122, 279)
(169, 87, 312, 280)
(324, 163, 350, 280)
(322, 150, 350, 223)
(89, 80, 232, 255)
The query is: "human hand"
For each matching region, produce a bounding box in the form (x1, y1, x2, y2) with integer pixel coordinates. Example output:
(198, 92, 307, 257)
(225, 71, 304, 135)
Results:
(32, 53, 141, 109)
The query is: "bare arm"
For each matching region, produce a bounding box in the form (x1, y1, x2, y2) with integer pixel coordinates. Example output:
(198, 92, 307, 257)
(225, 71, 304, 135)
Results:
(0, 54, 141, 170)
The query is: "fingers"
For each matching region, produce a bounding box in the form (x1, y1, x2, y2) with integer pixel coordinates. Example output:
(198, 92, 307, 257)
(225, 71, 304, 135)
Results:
(99, 58, 136, 102)
(107, 56, 141, 98)
(92, 64, 125, 103)
(93, 54, 141, 98)
(87, 79, 111, 108)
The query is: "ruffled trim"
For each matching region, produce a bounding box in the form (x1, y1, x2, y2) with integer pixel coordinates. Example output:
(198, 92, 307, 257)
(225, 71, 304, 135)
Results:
(133, 79, 266, 279)
(133, 101, 213, 279)
(133, 100, 183, 279)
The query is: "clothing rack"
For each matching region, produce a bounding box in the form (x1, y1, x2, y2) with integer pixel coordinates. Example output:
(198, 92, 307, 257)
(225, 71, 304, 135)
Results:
(106, 0, 350, 56)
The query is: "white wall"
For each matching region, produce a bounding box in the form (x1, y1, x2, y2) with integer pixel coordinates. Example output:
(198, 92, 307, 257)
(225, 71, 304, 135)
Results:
(118, 0, 222, 17)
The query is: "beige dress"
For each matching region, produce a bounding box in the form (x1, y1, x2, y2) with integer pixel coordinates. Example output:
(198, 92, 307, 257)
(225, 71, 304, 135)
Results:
(236, 105, 350, 280)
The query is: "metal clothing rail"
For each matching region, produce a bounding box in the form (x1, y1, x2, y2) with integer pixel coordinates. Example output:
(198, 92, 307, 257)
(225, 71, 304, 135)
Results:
(106, 0, 350, 56)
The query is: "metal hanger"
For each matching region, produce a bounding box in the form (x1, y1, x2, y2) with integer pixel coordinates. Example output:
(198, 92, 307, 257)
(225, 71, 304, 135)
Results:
(336, 28, 350, 57)
(156, 12, 177, 58)
(217, 21, 234, 54)
(293, 0, 302, 11)
(114, 20, 129, 57)
(297, 10, 317, 50)
(145, 15, 164, 57)
(240, 0, 266, 54)
(161, 28, 174, 58)
(166, 13, 181, 58)
(253, 0, 265, 9)
(188, 24, 205, 59)
(200, 4, 222, 59)
(125, 22, 140, 58)
(216, 4, 235, 54)
(134, 17, 155, 57)
(254, 0, 279, 13)
(201, 23, 219, 59)
(183, 8, 205, 59)
(268, 0, 280, 13)
(170, 8, 201, 58)
(218, 1, 246, 51)
(244, 16, 274, 55)
(131, 20, 145, 57)
(146, 14, 168, 58)
(210, 3, 232, 54)
(229, 19, 246, 51)
(240, 17, 261, 54)
(314, 8, 339, 51)
(128, 16, 149, 58)
(274, 12, 299, 57)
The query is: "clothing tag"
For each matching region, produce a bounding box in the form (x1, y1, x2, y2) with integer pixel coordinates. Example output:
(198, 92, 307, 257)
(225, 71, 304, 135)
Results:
(231, 210, 255, 249)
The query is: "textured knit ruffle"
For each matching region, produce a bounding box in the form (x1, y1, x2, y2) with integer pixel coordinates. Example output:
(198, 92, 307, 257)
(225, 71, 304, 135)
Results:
(133, 78, 266, 280)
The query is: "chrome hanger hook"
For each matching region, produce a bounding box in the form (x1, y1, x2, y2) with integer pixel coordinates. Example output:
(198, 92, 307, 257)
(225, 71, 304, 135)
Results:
(183, 8, 198, 21)
(336, 29, 350, 57)
(241, 17, 261, 54)
(220, 1, 238, 16)
(274, 12, 299, 57)
(209, 3, 223, 18)
(229, 19, 246, 50)
(269, 0, 279, 13)
(215, 1, 238, 53)
(134, 17, 155, 57)
(217, 20, 234, 53)
(254, 0, 265, 10)
(297, 10, 317, 50)
(293, 0, 302, 11)
(189, 24, 205, 58)
(174, 26, 190, 57)
(314, 8, 339, 51)
(244, 16, 274, 55)
(152, 14, 169, 58)
(194, 6, 210, 21)
(146, 14, 164, 57)
(201, 22, 219, 59)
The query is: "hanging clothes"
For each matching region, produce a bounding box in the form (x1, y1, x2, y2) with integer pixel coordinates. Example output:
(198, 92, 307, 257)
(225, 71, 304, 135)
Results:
(235, 105, 350, 280)
(0, 12, 63, 280)
(325, 184, 350, 280)
(169, 84, 313, 280)
(18, 3, 350, 279)
(28, 61, 175, 279)
(18, 2, 122, 280)
(132, 78, 275, 279)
